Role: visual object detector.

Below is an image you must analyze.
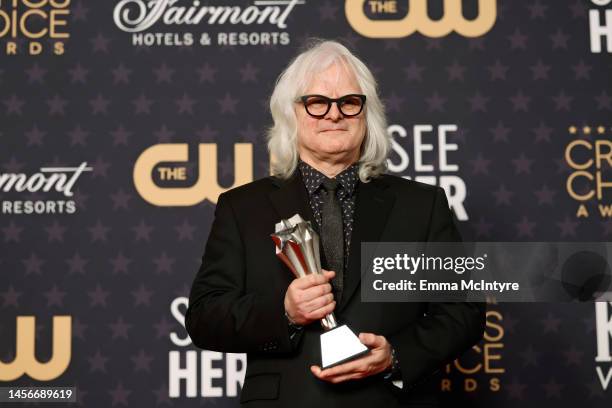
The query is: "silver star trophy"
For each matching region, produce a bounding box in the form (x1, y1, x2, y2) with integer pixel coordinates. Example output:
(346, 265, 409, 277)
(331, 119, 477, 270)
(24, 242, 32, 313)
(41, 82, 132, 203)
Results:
(271, 214, 369, 369)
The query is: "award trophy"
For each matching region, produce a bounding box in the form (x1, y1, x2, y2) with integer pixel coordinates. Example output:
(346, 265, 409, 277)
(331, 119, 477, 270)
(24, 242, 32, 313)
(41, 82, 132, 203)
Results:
(271, 214, 369, 369)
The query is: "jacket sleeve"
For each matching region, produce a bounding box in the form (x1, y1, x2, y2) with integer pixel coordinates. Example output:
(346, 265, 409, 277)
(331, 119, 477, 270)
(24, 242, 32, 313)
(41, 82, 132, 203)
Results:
(185, 192, 297, 354)
(387, 186, 486, 391)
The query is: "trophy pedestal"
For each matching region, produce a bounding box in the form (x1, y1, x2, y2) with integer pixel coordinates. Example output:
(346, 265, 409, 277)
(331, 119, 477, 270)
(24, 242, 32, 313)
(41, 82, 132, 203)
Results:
(320, 324, 369, 369)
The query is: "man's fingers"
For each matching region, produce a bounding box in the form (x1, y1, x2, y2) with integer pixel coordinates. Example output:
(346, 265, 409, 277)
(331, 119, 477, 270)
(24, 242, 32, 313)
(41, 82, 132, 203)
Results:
(300, 282, 332, 302)
(306, 300, 336, 320)
(303, 293, 334, 312)
(293, 271, 334, 289)
(358, 332, 383, 348)
(318, 356, 370, 378)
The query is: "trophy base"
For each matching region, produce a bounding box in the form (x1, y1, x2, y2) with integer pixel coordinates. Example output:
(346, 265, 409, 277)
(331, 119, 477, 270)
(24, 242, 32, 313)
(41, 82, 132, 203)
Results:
(320, 324, 370, 369)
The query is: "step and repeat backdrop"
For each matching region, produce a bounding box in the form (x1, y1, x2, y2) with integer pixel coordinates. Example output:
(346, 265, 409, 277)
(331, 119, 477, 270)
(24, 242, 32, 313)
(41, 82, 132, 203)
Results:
(1, 0, 612, 406)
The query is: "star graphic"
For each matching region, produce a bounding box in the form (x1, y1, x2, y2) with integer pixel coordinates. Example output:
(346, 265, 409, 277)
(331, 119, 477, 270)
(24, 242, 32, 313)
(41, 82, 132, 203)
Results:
(91, 156, 111, 178)
(384, 92, 404, 113)
(132, 220, 154, 242)
(550, 29, 569, 49)
(318, 1, 338, 20)
(132, 94, 154, 114)
(446, 60, 466, 81)
(507, 28, 528, 49)
(69, 63, 89, 84)
(73, 318, 88, 340)
(47, 94, 68, 115)
(239, 62, 259, 83)
(552, 91, 572, 111)
(510, 90, 530, 111)
(542, 378, 563, 399)
(556, 215, 579, 237)
(25, 63, 47, 84)
(530, 60, 551, 80)
(569, 0, 587, 19)
(91, 33, 111, 53)
(197, 63, 217, 83)
(469, 154, 491, 175)
(534, 185, 556, 205)
(518, 345, 540, 366)
(67, 252, 88, 275)
(90, 94, 110, 115)
(472, 217, 493, 238)
(132, 285, 154, 307)
(23, 252, 45, 275)
(153, 316, 174, 339)
(89, 220, 110, 242)
(68, 125, 89, 146)
(88, 284, 110, 307)
(511, 153, 533, 174)
(176, 93, 196, 114)
(3, 157, 25, 172)
(239, 123, 260, 143)
(111, 189, 132, 210)
(131, 349, 154, 372)
(403, 61, 424, 82)
(25, 125, 46, 146)
(109, 316, 132, 340)
(153, 252, 175, 274)
(505, 377, 527, 399)
(175, 220, 196, 241)
(72, 2, 89, 21)
(562, 346, 583, 366)
(527, 1, 547, 19)
(87, 349, 108, 373)
(572, 60, 592, 80)
(219, 93, 239, 114)
(197, 124, 219, 141)
(533, 122, 552, 143)
(425, 92, 447, 112)
(541, 312, 561, 332)
(152, 383, 172, 405)
(44, 285, 66, 307)
(154, 124, 175, 142)
(493, 184, 514, 205)
(110, 252, 132, 274)
(468, 92, 489, 112)
(3, 221, 23, 243)
(515, 216, 536, 237)
(111, 125, 131, 146)
(468, 37, 486, 51)
(595, 91, 612, 110)
(112, 63, 132, 84)
(154, 62, 175, 83)
(1, 285, 22, 307)
(490, 121, 510, 142)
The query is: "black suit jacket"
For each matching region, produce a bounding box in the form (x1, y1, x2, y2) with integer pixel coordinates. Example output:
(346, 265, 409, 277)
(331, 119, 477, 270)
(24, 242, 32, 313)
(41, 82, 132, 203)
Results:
(186, 170, 486, 407)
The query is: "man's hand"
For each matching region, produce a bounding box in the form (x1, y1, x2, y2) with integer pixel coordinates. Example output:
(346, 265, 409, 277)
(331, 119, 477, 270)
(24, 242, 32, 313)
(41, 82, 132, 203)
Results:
(284, 269, 336, 326)
(310, 333, 393, 383)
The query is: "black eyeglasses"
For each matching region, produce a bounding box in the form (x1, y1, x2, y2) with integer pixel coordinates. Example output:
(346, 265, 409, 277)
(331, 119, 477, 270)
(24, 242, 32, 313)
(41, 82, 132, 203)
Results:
(297, 94, 366, 118)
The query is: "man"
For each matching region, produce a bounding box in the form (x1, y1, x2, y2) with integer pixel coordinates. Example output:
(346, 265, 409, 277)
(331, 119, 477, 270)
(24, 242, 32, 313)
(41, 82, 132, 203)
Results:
(186, 40, 485, 407)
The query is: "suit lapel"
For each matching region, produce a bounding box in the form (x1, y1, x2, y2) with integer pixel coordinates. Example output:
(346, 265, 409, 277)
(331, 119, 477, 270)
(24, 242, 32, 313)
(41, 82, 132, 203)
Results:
(268, 171, 319, 234)
(338, 177, 395, 312)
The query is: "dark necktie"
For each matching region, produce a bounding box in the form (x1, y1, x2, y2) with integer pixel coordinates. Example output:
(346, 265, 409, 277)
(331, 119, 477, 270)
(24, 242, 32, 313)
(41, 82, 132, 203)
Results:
(321, 178, 344, 303)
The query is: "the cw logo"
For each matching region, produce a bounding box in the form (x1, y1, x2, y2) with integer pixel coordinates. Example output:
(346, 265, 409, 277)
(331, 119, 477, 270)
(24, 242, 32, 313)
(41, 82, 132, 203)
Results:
(345, 0, 497, 38)
(0, 316, 71, 381)
(133, 143, 253, 206)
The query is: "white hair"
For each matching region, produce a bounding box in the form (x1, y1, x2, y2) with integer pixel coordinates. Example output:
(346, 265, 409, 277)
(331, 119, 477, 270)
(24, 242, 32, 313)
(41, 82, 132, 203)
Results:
(266, 39, 390, 182)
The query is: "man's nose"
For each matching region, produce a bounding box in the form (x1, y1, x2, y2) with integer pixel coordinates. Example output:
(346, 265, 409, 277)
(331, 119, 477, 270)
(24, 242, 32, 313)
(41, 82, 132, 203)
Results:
(325, 101, 343, 121)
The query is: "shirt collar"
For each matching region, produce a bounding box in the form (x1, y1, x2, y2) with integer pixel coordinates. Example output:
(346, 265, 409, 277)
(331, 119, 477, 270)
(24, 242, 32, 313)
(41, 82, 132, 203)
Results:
(298, 160, 359, 197)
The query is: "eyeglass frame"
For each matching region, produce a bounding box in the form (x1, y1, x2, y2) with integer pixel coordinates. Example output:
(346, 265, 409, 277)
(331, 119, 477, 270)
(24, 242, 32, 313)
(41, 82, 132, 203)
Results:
(296, 94, 367, 118)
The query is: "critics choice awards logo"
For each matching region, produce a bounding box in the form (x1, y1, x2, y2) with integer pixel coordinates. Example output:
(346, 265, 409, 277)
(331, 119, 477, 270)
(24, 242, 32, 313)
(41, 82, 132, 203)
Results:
(0, 0, 70, 56)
